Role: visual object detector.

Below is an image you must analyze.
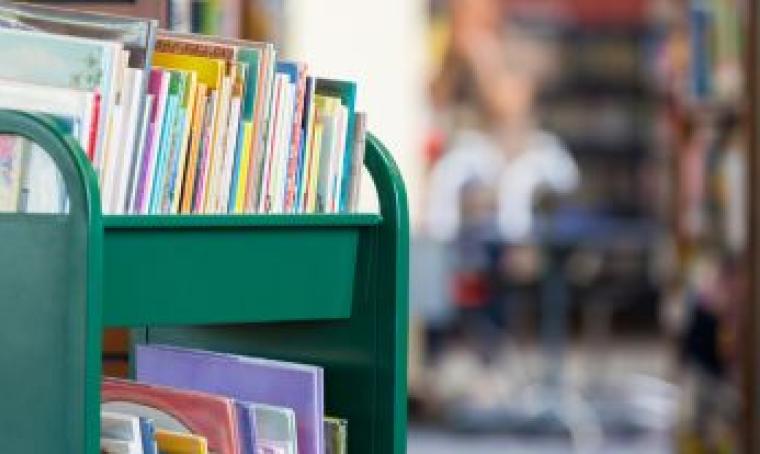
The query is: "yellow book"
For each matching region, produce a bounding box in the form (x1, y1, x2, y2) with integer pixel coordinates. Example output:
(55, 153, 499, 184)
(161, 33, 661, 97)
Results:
(153, 52, 224, 90)
(180, 84, 208, 214)
(298, 93, 317, 212)
(308, 95, 339, 213)
(155, 429, 208, 454)
(234, 121, 254, 213)
(307, 120, 324, 213)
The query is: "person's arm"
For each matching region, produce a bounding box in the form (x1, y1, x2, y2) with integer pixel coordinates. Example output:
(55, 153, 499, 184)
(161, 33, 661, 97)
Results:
(425, 149, 474, 242)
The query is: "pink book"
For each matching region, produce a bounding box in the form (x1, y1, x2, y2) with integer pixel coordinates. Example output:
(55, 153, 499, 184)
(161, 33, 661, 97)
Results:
(136, 69, 170, 214)
(102, 377, 241, 454)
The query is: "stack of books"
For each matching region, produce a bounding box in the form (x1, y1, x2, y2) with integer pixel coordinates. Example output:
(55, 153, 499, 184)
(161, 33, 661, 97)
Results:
(101, 344, 347, 454)
(0, 2, 367, 215)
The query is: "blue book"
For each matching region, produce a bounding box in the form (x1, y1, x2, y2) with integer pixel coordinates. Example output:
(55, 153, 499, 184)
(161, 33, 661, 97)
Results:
(150, 71, 184, 213)
(236, 401, 259, 454)
(139, 417, 158, 454)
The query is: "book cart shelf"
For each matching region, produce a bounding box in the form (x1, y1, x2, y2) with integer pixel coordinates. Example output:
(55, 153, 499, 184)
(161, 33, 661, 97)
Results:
(0, 110, 409, 454)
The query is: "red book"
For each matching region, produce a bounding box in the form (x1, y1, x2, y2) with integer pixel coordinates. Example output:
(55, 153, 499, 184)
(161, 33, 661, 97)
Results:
(284, 63, 307, 213)
(102, 377, 241, 454)
(87, 92, 101, 162)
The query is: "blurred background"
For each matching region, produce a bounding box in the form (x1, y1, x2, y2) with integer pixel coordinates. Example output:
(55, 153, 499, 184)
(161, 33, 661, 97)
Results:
(47, 0, 752, 451)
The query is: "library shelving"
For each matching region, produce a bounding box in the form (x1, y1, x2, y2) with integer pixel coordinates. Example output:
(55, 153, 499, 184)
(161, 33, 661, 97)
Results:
(0, 109, 409, 453)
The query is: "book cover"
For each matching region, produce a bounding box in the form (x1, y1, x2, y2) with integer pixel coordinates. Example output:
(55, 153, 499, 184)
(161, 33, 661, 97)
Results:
(249, 403, 297, 454)
(276, 61, 307, 213)
(236, 402, 258, 454)
(258, 73, 286, 213)
(128, 94, 154, 213)
(315, 79, 357, 212)
(168, 70, 199, 213)
(135, 344, 324, 454)
(324, 417, 347, 454)
(149, 70, 184, 213)
(313, 95, 340, 213)
(102, 377, 240, 454)
(180, 83, 208, 214)
(155, 429, 208, 454)
(272, 80, 296, 213)
(247, 44, 276, 213)
(306, 118, 325, 213)
(101, 411, 144, 454)
(140, 417, 158, 454)
(348, 112, 368, 212)
(295, 76, 316, 213)
(0, 136, 24, 212)
(193, 91, 218, 213)
(135, 69, 170, 214)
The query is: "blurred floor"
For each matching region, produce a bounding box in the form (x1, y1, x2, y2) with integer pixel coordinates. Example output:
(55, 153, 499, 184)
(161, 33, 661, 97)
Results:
(409, 339, 677, 453)
(408, 425, 673, 453)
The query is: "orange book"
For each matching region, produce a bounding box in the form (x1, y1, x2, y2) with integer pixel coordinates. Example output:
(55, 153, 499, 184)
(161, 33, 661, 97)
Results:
(180, 83, 208, 213)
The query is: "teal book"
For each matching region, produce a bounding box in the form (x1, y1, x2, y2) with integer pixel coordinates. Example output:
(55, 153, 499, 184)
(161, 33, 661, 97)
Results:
(237, 48, 261, 123)
(228, 61, 252, 212)
(315, 79, 356, 213)
(150, 71, 184, 213)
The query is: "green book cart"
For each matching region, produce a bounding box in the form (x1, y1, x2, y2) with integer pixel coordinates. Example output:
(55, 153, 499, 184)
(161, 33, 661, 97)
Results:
(0, 110, 409, 453)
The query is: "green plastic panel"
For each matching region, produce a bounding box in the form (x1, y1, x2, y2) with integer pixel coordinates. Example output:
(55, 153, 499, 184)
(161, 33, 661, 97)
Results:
(103, 215, 381, 327)
(0, 111, 102, 454)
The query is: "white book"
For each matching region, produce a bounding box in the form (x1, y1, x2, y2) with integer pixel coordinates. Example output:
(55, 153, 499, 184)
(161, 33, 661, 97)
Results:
(269, 80, 289, 214)
(113, 69, 144, 214)
(258, 74, 286, 213)
(100, 48, 131, 212)
(128, 94, 154, 214)
(0, 79, 97, 213)
(251, 403, 298, 454)
(206, 75, 233, 214)
(140, 72, 170, 214)
(220, 95, 242, 212)
(330, 105, 349, 213)
(0, 27, 122, 176)
(195, 90, 218, 213)
(0, 79, 95, 149)
(0, 136, 25, 212)
(100, 411, 144, 454)
(316, 110, 338, 213)
(275, 83, 296, 213)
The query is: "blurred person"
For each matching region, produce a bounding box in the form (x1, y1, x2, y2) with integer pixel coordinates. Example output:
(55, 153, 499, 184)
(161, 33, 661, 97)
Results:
(424, 5, 579, 368)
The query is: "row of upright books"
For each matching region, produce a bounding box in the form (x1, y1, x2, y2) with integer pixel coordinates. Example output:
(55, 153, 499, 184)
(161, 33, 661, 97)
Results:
(101, 344, 345, 454)
(0, 2, 367, 215)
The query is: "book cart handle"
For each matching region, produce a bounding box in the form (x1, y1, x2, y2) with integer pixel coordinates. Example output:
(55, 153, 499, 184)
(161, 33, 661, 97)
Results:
(363, 133, 410, 453)
(0, 110, 103, 454)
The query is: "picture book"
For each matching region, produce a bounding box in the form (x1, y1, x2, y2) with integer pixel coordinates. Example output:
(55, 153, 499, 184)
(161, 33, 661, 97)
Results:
(101, 411, 144, 454)
(135, 344, 324, 454)
(155, 429, 208, 454)
(102, 377, 241, 454)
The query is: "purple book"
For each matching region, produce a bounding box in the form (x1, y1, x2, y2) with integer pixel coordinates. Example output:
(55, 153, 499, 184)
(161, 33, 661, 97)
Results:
(237, 402, 258, 454)
(135, 344, 324, 454)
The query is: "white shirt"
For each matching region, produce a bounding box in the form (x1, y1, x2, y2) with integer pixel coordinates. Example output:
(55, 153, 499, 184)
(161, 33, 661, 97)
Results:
(426, 129, 579, 242)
